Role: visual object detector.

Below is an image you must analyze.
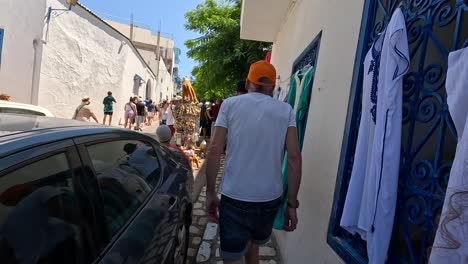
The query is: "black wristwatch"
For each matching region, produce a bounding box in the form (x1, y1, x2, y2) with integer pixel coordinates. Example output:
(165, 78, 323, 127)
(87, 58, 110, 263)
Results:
(287, 200, 299, 209)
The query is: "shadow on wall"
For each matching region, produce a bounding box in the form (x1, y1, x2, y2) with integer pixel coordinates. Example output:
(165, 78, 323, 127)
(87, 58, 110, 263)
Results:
(133, 74, 144, 96)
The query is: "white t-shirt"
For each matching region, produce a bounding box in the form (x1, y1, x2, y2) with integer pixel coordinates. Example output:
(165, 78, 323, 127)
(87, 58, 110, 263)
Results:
(166, 105, 175, 126)
(215, 92, 296, 202)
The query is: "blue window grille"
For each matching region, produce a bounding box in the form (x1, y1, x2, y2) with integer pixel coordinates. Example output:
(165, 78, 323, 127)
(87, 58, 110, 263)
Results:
(292, 31, 321, 74)
(327, 0, 468, 263)
(0, 28, 4, 66)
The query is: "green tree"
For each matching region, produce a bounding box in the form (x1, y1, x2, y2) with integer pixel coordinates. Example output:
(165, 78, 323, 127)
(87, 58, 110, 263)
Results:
(184, 0, 271, 99)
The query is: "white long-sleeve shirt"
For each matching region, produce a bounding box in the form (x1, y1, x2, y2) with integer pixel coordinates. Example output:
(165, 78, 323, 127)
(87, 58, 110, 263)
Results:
(340, 8, 410, 263)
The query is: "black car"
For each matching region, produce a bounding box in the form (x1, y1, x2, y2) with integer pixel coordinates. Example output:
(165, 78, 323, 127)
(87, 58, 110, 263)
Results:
(0, 114, 193, 264)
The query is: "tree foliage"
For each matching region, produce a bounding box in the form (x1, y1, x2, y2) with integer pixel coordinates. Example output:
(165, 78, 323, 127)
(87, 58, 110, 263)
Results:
(184, 0, 271, 99)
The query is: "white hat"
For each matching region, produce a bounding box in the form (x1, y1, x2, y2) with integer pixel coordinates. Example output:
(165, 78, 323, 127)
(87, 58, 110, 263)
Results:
(156, 125, 172, 143)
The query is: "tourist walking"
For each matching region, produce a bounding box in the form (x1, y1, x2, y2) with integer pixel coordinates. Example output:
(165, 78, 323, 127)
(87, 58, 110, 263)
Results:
(207, 98, 223, 137)
(199, 99, 209, 141)
(72, 96, 99, 123)
(166, 100, 176, 137)
(205, 99, 215, 140)
(206, 61, 302, 264)
(135, 98, 147, 131)
(146, 99, 156, 126)
(102, 91, 116, 125)
(159, 101, 168, 125)
(124, 96, 137, 129)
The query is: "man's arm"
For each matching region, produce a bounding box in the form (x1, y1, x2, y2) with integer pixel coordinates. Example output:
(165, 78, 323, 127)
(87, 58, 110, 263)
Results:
(206, 107, 213, 120)
(205, 126, 227, 222)
(284, 126, 302, 231)
(206, 126, 227, 195)
(286, 126, 302, 205)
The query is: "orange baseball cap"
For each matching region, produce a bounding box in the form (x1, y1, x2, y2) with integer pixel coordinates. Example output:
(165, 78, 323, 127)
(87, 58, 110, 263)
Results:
(247, 60, 277, 86)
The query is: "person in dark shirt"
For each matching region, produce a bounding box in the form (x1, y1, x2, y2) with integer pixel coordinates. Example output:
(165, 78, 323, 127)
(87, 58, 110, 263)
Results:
(207, 98, 223, 137)
(236, 80, 248, 95)
(135, 98, 147, 131)
(199, 99, 209, 141)
(205, 99, 215, 140)
(102, 91, 117, 125)
(146, 99, 156, 126)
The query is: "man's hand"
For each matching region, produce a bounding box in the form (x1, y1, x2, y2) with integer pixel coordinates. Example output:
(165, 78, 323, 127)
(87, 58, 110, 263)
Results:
(206, 192, 220, 223)
(284, 207, 298, 232)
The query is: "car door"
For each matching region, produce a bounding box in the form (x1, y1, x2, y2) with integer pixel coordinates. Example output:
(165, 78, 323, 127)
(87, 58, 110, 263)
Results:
(74, 133, 183, 264)
(0, 140, 100, 264)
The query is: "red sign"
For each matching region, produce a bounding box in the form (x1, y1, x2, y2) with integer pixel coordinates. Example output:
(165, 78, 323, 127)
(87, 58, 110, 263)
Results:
(265, 51, 272, 62)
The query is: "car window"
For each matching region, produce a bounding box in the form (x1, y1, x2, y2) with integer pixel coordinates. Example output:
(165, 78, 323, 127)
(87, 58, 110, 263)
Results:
(0, 153, 89, 264)
(0, 107, 45, 116)
(86, 140, 161, 238)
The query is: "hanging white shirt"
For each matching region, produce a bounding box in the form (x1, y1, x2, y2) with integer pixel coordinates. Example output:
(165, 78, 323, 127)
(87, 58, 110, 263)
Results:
(340, 31, 384, 240)
(340, 8, 409, 264)
(430, 46, 468, 263)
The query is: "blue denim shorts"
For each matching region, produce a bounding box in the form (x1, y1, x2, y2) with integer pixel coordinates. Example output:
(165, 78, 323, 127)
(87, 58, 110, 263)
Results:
(219, 195, 281, 261)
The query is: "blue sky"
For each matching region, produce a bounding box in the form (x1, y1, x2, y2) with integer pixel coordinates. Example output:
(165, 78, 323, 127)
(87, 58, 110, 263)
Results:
(79, 0, 203, 78)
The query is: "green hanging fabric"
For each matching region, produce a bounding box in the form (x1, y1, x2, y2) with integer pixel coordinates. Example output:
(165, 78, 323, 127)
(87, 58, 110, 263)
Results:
(273, 66, 315, 230)
(286, 72, 299, 108)
(296, 67, 316, 150)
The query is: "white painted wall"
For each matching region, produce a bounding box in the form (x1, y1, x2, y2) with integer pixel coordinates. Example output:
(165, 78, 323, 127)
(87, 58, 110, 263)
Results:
(38, 0, 156, 125)
(269, 0, 365, 263)
(157, 58, 174, 103)
(0, 0, 46, 104)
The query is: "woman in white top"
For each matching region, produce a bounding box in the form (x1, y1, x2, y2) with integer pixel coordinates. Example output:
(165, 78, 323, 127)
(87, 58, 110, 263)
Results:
(124, 97, 137, 129)
(159, 101, 169, 125)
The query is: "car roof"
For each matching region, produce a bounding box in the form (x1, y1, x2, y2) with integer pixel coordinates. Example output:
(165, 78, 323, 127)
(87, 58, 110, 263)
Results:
(0, 100, 54, 116)
(0, 114, 150, 158)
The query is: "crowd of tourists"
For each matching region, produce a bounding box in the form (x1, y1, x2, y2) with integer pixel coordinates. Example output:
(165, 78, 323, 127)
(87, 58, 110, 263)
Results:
(71, 91, 163, 130)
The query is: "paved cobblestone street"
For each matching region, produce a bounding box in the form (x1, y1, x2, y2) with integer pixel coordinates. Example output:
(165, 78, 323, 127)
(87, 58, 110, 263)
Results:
(186, 159, 282, 264)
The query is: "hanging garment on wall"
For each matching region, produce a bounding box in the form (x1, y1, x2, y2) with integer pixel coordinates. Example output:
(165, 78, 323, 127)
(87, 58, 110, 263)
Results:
(296, 67, 316, 150)
(278, 84, 290, 102)
(340, 8, 409, 264)
(273, 87, 281, 100)
(340, 31, 385, 239)
(286, 72, 299, 108)
(430, 46, 468, 264)
(273, 66, 316, 230)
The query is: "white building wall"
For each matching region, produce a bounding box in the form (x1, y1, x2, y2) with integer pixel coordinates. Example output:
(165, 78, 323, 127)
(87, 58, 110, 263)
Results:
(38, 0, 156, 124)
(269, 0, 365, 263)
(157, 58, 173, 103)
(0, 0, 46, 104)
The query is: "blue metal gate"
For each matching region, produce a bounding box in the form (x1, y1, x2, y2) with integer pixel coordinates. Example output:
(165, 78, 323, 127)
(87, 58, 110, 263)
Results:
(328, 0, 468, 263)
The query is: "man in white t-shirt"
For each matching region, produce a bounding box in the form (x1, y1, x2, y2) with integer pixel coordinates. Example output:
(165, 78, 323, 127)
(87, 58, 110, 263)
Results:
(206, 60, 302, 264)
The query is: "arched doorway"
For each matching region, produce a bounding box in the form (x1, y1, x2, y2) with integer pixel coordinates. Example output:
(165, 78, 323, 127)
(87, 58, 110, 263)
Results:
(146, 79, 152, 99)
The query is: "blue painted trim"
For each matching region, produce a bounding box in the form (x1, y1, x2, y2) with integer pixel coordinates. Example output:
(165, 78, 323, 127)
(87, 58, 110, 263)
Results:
(0, 28, 4, 66)
(326, 0, 376, 262)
